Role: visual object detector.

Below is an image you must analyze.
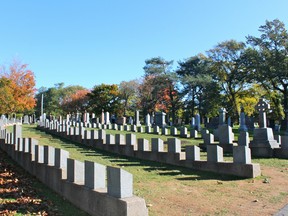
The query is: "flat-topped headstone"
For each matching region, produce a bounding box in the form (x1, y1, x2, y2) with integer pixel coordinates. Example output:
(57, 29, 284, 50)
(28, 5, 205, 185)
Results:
(126, 134, 137, 146)
(233, 146, 251, 164)
(106, 134, 115, 145)
(155, 112, 166, 127)
(185, 145, 200, 161)
(55, 148, 69, 169)
(115, 134, 125, 145)
(151, 138, 164, 152)
(167, 138, 181, 153)
(67, 159, 84, 184)
(137, 138, 149, 151)
(107, 166, 133, 198)
(44, 145, 55, 166)
(180, 127, 188, 138)
(218, 124, 234, 145)
(84, 161, 106, 189)
(207, 145, 223, 162)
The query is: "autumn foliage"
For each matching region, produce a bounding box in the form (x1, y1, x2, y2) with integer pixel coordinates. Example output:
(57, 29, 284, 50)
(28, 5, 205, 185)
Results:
(62, 89, 90, 113)
(0, 61, 36, 114)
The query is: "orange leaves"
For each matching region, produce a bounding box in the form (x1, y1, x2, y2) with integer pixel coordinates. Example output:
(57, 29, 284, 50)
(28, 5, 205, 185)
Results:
(62, 89, 90, 113)
(0, 60, 36, 113)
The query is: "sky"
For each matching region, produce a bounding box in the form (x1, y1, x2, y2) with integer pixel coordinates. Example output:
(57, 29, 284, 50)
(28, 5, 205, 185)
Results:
(0, 1, 288, 91)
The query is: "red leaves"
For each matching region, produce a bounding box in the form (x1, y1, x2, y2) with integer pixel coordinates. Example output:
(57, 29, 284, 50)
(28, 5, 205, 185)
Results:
(0, 152, 59, 215)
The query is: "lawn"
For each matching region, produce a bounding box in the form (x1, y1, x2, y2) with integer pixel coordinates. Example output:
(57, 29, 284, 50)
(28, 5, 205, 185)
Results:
(2, 124, 288, 215)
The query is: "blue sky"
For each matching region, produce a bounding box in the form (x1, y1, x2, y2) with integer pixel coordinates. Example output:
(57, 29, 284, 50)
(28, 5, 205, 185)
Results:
(0, 1, 287, 91)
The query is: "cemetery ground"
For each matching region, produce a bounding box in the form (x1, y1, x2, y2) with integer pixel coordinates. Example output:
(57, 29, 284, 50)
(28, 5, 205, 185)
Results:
(1, 125, 288, 216)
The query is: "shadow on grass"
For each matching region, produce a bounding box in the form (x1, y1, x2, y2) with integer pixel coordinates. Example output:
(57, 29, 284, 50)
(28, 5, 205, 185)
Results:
(29, 126, 244, 182)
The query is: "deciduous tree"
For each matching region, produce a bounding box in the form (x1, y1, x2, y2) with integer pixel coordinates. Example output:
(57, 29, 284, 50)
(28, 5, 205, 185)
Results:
(87, 84, 122, 116)
(245, 19, 288, 121)
(0, 60, 36, 114)
(207, 40, 247, 122)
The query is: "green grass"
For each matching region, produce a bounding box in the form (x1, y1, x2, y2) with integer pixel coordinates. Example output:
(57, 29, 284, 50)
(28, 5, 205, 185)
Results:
(10, 124, 288, 215)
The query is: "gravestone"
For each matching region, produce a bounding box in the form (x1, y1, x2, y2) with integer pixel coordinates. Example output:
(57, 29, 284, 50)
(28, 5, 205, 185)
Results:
(101, 110, 105, 124)
(219, 108, 226, 125)
(151, 113, 154, 125)
(105, 112, 110, 124)
(206, 117, 218, 129)
(128, 116, 134, 125)
(250, 98, 279, 157)
(239, 108, 248, 132)
(195, 114, 201, 131)
(218, 124, 234, 145)
(245, 116, 255, 130)
(238, 131, 250, 146)
(84, 111, 90, 123)
(135, 110, 141, 126)
(145, 114, 151, 126)
(191, 117, 195, 128)
(116, 117, 126, 125)
(155, 112, 166, 127)
(23, 115, 29, 124)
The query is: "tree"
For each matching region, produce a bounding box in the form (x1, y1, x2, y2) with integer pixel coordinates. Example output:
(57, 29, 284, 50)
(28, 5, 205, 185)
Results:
(0, 77, 14, 114)
(207, 40, 247, 122)
(35, 83, 88, 117)
(142, 57, 180, 124)
(35, 83, 65, 117)
(0, 60, 36, 114)
(118, 79, 140, 116)
(245, 19, 288, 121)
(177, 54, 217, 119)
(87, 84, 122, 116)
(61, 89, 90, 114)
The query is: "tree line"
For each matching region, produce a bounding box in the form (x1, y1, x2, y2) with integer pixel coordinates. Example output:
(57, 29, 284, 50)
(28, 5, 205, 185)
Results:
(1, 19, 287, 126)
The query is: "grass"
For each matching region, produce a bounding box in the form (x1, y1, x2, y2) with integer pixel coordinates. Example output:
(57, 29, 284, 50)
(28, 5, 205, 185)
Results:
(0, 146, 89, 216)
(5, 124, 288, 215)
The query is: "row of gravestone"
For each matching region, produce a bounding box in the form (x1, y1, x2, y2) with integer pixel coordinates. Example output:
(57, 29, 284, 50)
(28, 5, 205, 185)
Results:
(38, 119, 261, 178)
(0, 124, 148, 216)
(61, 111, 288, 159)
